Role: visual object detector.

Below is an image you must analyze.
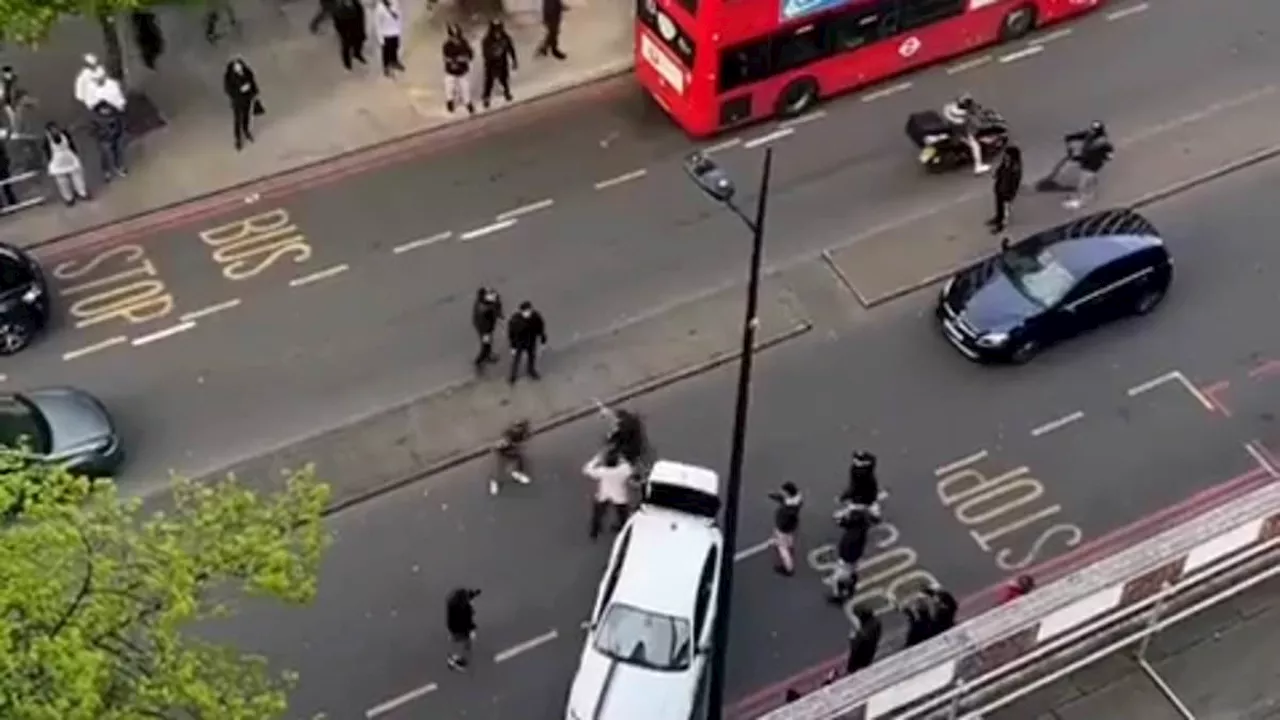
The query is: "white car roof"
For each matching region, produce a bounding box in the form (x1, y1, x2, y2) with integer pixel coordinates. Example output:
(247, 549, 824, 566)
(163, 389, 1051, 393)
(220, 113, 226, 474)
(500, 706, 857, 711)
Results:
(647, 460, 720, 498)
(611, 511, 720, 618)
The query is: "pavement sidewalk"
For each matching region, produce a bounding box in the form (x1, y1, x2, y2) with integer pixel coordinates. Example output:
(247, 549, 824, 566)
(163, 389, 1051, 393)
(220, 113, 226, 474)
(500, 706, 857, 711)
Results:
(0, 0, 633, 244)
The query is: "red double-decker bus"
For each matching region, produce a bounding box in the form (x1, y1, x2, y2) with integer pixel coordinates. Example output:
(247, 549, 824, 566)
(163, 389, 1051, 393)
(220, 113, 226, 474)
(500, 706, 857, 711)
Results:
(634, 0, 1105, 137)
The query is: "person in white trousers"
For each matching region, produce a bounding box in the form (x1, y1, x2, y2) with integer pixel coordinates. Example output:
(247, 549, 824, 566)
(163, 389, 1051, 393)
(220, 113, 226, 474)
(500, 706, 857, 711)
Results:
(42, 121, 89, 206)
(373, 0, 404, 77)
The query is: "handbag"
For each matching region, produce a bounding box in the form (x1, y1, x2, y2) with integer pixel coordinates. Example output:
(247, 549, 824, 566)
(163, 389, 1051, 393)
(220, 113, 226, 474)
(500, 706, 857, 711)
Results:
(252, 97, 265, 116)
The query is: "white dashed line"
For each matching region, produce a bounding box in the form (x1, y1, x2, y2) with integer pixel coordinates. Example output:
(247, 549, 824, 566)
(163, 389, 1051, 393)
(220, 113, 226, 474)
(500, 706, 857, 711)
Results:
(1106, 2, 1148, 21)
(781, 109, 828, 128)
(1032, 28, 1073, 45)
(1245, 442, 1280, 479)
(594, 168, 648, 190)
(62, 336, 127, 361)
(861, 82, 912, 103)
(946, 55, 992, 74)
(999, 45, 1044, 63)
(744, 127, 794, 149)
(934, 449, 989, 477)
(0, 374, 6, 383)
(494, 629, 559, 663)
(734, 539, 774, 562)
(393, 231, 452, 254)
(290, 263, 350, 288)
(702, 137, 743, 154)
(1030, 410, 1085, 437)
(1126, 370, 1214, 411)
(365, 683, 439, 719)
(131, 321, 196, 347)
(459, 218, 517, 242)
(497, 198, 555, 221)
(180, 298, 242, 323)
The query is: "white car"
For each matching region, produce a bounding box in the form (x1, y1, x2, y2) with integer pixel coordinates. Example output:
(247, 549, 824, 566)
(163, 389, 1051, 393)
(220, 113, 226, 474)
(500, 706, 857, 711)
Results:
(565, 460, 725, 720)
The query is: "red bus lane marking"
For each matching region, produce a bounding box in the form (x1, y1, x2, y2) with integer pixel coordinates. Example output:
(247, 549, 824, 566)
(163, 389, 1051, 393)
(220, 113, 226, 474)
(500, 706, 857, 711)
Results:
(1202, 380, 1233, 417)
(1247, 358, 1280, 380)
(728, 462, 1275, 718)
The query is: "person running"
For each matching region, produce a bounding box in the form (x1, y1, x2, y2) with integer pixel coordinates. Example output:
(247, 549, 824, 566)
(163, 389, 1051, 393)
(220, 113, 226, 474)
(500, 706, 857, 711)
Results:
(490, 419, 531, 495)
(768, 482, 803, 576)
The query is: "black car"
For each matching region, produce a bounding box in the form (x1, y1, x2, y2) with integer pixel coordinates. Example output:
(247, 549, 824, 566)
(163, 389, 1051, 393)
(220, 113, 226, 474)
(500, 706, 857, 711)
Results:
(0, 242, 50, 355)
(937, 208, 1172, 363)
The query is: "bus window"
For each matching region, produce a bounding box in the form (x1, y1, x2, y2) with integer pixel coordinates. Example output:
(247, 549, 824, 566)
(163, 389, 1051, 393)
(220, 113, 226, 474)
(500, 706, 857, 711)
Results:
(719, 42, 771, 93)
(899, 0, 966, 31)
(830, 7, 889, 52)
(772, 23, 831, 74)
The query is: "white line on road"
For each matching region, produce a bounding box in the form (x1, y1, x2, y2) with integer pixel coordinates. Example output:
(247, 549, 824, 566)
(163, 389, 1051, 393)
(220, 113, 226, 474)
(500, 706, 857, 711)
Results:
(393, 231, 452, 254)
(1033, 28, 1073, 45)
(999, 45, 1044, 63)
(289, 263, 350, 288)
(62, 336, 127, 362)
(594, 168, 648, 190)
(459, 218, 517, 242)
(734, 539, 774, 562)
(934, 449, 989, 477)
(743, 127, 794, 149)
(1245, 442, 1280, 479)
(781, 110, 828, 129)
(702, 137, 742, 154)
(180, 298, 241, 323)
(494, 629, 559, 663)
(1126, 370, 1214, 411)
(1106, 2, 1148, 21)
(946, 55, 991, 74)
(497, 198, 555, 221)
(1030, 410, 1085, 437)
(0, 373, 6, 383)
(861, 82, 912, 102)
(131, 321, 196, 347)
(365, 683, 439, 719)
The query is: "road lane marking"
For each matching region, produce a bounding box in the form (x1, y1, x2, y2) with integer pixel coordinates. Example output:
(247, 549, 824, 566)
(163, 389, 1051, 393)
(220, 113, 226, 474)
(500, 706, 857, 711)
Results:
(999, 45, 1044, 64)
(946, 55, 991, 75)
(1248, 359, 1280, 380)
(1030, 410, 1085, 437)
(62, 336, 127, 361)
(497, 198, 555, 221)
(180, 298, 241, 323)
(743, 127, 794, 149)
(131, 321, 196, 347)
(702, 137, 742, 154)
(459, 218, 517, 242)
(1126, 370, 1214, 411)
(1106, 2, 1148, 21)
(734, 539, 774, 562)
(289, 263, 350, 288)
(781, 110, 828, 129)
(1032, 28, 1072, 45)
(1202, 381, 1232, 416)
(1121, 86, 1276, 146)
(861, 82, 912, 103)
(494, 629, 559, 663)
(393, 231, 452, 254)
(365, 683, 439, 718)
(0, 374, 6, 382)
(594, 168, 648, 190)
(934, 450, 988, 477)
(1245, 442, 1280, 479)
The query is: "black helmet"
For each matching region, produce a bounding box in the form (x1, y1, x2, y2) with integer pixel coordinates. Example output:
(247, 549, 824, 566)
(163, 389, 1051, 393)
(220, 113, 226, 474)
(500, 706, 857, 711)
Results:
(956, 93, 976, 111)
(851, 450, 876, 469)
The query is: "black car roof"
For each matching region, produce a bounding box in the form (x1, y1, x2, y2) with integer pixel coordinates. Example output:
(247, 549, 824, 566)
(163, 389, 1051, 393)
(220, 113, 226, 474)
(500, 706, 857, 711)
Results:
(1019, 208, 1163, 274)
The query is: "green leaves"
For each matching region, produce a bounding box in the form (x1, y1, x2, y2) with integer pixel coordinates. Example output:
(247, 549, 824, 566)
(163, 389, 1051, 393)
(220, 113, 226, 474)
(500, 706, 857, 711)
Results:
(0, 452, 331, 720)
(0, 0, 151, 46)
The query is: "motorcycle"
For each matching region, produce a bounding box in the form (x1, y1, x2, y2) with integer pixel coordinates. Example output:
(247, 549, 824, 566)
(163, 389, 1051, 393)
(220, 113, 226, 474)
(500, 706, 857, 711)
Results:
(906, 108, 1010, 173)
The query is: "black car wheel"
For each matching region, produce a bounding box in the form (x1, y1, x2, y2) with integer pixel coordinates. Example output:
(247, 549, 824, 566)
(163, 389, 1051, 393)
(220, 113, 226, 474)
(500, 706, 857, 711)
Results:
(1009, 338, 1039, 364)
(776, 77, 819, 118)
(999, 4, 1038, 42)
(1133, 285, 1167, 315)
(0, 317, 32, 355)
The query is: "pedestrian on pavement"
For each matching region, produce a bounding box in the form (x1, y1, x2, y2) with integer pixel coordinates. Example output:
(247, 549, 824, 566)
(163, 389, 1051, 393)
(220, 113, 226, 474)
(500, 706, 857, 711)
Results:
(902, 586, 957, 647)
(85, 69, 129, 180)
(490, 419, 532, 495)
(310, 0, 337, 34)
(2, 65, 33, 134)
(536, 0, 567, 60)
(203, 0, 241, 44)
(131, 11, 165, 70)
(583, 447, 633, 540)
(0, 142, 18, 210)
(442, 24, 476, 114)
(224, 56, 261, 151)
(42, 121, 90, 206)
(73, 55, 103, 112)
(374, 0, 405, 77)
(844, 604, 882, 674)
(987, 144, 1022, 233)
(472, 286, 504, 370)
(506, 301, 547, 383)
(998, 574, 1035, 604)
(768, 482, 803, 576)
(829, 509, 870, 603)
(445, 587, 481, 671)
(332, 0, 368, 70)
(480, 19, 517, 109)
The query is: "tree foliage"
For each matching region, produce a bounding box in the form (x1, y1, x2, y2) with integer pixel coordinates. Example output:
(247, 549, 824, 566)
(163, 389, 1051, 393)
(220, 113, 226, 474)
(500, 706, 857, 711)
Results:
(0, 0, 150, 46)
(0, 451, 331, 720)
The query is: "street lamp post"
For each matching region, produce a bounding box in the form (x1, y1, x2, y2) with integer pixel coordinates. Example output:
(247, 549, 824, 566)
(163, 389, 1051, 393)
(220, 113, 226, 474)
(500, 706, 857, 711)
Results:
(682, 147, 773, 720)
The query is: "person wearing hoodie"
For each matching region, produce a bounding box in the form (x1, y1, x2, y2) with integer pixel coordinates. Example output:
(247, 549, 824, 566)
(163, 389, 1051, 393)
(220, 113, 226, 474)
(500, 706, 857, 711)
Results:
(988, 144, 1023, 233)
(223, 56, 261, 150)
(583, 447, 632, 540)
(844, 605, 882, 674)
(768, 482, 803, 576)
(84, 68, 129, 180)
(332, 0, 368, 70)
(829, 509, 870, 602)
(480, 19, 517, 108)
(445, 587, 481, 671)
(374, 0, 404, 77)
(836, 450, 883, 523)
(443, 24, 476, 115)
(472, 286, 504, 370)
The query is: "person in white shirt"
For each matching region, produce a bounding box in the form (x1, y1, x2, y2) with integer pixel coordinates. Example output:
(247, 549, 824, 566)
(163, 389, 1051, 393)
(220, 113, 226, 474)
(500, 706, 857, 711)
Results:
(583, 449, 632, 540)
(73, 54, 103, 110)
(373, 0, 404, 77)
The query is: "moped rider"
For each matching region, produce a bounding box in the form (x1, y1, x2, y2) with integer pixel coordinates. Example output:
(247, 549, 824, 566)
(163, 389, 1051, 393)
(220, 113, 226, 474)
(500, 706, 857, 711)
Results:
(942, 92, 991, 175)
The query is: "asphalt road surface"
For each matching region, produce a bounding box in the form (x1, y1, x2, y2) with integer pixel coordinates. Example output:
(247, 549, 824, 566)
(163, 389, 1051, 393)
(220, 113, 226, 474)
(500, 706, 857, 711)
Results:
(209, 157, 1280, 720)
(7, 0, 1276, 493)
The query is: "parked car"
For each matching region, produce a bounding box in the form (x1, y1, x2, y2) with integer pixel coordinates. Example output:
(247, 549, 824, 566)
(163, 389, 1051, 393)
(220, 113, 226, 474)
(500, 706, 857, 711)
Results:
(0, 388, 124, 476)
(566, 460, 723, 720)
(937, 208, 1173, 363)
(0, 241, 50, 355)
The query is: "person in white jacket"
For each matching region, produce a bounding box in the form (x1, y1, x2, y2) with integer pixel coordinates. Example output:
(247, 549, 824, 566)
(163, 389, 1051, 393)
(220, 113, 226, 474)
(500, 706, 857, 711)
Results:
(583, 449, 632, 540)
(373, 0, 404, 77)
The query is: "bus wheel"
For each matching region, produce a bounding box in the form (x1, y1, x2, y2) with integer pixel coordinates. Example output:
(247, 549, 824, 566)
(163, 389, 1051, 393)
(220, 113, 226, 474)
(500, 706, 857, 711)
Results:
(776, 77, 819, 118)
(1000, 4, 1038, 41)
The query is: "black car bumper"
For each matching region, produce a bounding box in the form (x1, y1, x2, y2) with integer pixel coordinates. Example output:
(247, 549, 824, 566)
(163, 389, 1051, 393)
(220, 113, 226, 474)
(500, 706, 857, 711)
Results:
(935, 302, 1010, 363)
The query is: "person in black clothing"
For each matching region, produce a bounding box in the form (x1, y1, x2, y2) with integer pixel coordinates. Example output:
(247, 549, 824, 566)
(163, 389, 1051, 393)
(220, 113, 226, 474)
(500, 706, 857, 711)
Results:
(332, 0, 367, 70)
(443, 24, 476, 114)
(446, 587, 481, 671)
(130, 12, 164, 70)
(310, 0, 337, 33)
(472, 286, 504, 370)
(829, 510, 870, 602)
(223, 57, 260, 150)
(481, 19, 517, 108)
(902, 586, 958, 647)
(929, 587, 958, 634)
(837, 450, 882, 523)
(536, 0, 567, 60)
(506, 301, 547, 383)
(987, 144, 1023, 233)
(1063, 121, 1113, 209)
(768, 482, 803, 576)
(844, 604, 882, 674)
